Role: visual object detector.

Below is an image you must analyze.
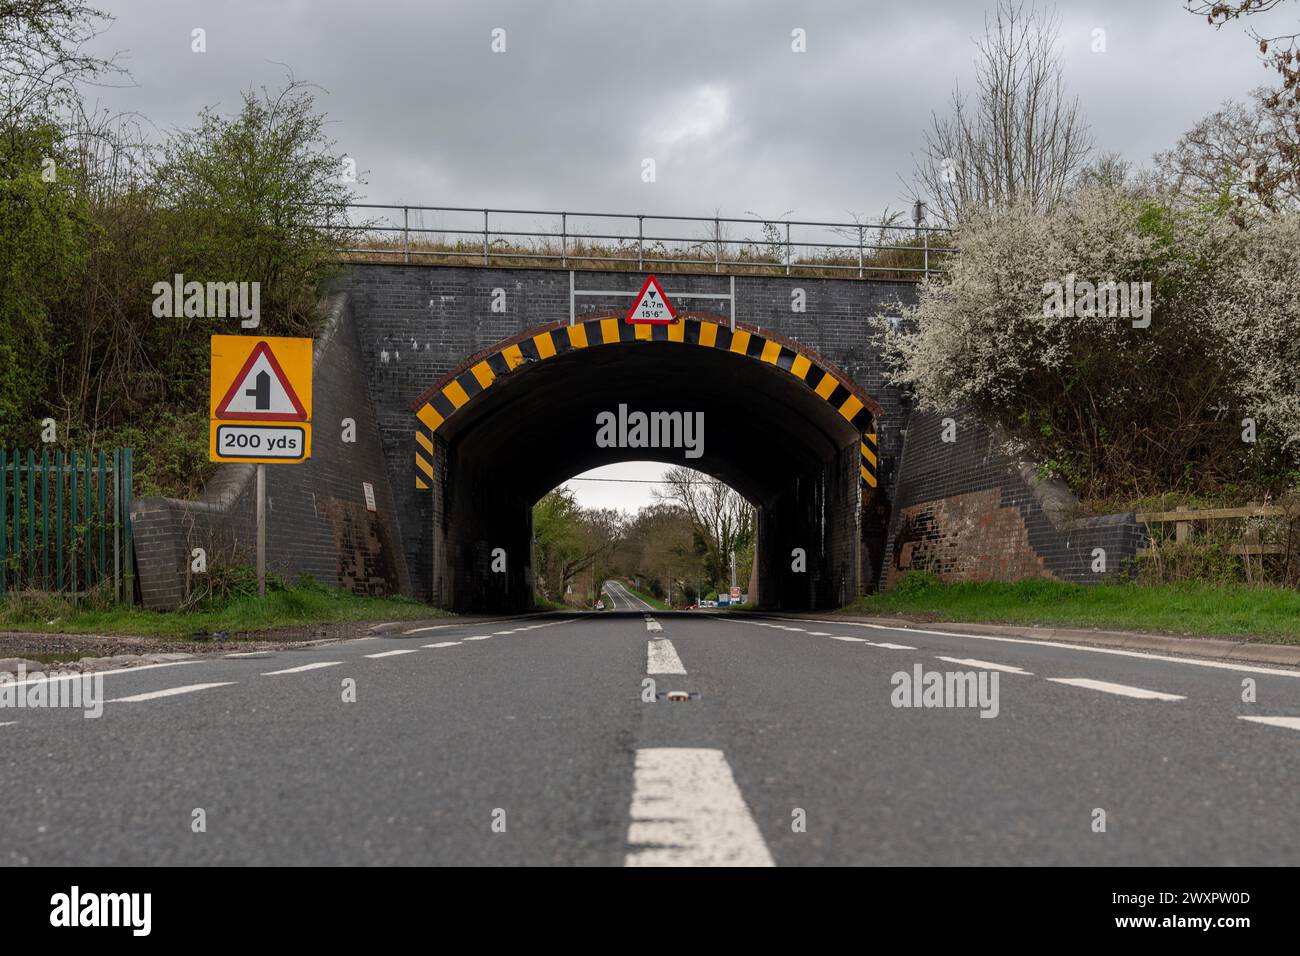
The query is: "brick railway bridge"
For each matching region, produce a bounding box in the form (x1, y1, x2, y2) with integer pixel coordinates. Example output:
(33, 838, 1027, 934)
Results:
(132, 206, 1145, 612)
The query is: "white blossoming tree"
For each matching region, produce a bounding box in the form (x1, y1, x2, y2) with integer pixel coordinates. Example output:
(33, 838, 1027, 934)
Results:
(878, 185, 1300, 499)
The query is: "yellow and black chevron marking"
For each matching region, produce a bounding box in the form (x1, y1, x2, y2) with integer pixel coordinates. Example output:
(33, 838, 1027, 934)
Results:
(860, 432, 879, 494)
(413, 317, 878, 489)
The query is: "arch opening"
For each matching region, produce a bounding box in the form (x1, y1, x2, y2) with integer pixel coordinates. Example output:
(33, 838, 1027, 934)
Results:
(412, 314, 885, 612)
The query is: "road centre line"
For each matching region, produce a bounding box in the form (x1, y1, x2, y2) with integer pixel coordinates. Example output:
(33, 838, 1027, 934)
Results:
(625, 748, 774, 867)
(936, 656, 1033, 675)
(1046, 678, 1185, 701)
(364, 649, 419, 659)
(1238, 716, 1300, 731)
(647, 640, 687, 675)
(261, 661, 344, 676)
(106, 682, 236, 704)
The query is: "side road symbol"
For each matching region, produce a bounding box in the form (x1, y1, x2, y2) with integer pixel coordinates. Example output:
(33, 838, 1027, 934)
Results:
(214, 341, 308, 421)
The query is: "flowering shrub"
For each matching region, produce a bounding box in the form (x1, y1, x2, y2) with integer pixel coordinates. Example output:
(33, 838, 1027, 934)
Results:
(879, 186, 1300, 498)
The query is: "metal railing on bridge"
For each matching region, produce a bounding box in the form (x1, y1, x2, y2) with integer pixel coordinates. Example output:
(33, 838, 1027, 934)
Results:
(325, 204, 954, 281)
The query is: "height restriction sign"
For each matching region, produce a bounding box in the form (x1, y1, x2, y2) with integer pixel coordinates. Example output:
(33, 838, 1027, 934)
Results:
(209, 336, 312, 463)
(625, 274, 678, 324)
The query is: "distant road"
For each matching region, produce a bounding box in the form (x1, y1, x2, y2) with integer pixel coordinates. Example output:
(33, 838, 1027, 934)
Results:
(603, 579, 656, 612)
(3, 609, 1300, 865)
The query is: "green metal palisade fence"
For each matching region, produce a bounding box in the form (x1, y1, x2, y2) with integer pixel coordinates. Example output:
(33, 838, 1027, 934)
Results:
(0, 448, 135, 602)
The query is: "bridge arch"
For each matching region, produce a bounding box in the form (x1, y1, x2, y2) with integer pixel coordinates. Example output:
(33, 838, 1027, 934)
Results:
(410, 311, 887, 611)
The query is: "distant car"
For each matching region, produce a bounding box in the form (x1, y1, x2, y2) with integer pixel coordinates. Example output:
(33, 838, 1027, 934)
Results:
(686, 603, 698, 610)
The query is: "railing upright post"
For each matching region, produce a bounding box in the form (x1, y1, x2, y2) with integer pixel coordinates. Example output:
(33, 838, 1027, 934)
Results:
(83, 448, 92, 592)
(26, 450, 34, 585)
(858, 225, 864, 278)
(638, 216, 644, 270)
(403, 206, 410, 263)
(924, 231, 930, 279)
(785, 221, 791, 275)
(124, 448, 134, 605)
(0, 448, 6, 597)
(113, 447, 120, 601)
(56, 449, 63, 590)
(561, 212, 567, 266)
(483, 209, 490, 265)
(41, 448, 49, 588)
(714, 217, 720, 273)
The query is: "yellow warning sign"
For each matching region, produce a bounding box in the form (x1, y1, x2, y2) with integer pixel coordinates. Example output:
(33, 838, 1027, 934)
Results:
(209, 335, 312, 463)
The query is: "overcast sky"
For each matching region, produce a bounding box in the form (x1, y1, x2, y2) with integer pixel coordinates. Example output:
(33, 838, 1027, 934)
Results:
(87, 0, 1286, 511)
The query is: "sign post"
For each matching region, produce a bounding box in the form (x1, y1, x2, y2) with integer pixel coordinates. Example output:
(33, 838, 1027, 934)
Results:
(210, 335, 313, 597)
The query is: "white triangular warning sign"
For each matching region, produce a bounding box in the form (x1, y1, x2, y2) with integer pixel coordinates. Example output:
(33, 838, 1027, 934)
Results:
(214, 341, 308, 421)
(625, 274, 678, 324)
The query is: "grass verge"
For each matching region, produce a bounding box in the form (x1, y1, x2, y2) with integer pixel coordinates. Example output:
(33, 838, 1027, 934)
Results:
(844, 572, 1300, 643)
(0, 584, 438, 639)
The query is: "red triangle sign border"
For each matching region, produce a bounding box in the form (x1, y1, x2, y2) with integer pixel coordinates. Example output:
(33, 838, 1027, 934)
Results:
(624, 274, 679, 325)
(214, 340, 308, 421)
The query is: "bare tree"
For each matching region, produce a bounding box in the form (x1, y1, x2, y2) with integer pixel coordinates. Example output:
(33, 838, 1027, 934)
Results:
(0, 0, 124, 127)
(911, 0, 1092, 225)
(653, 467, 753, 591)
(1152, 87, 1300, 215)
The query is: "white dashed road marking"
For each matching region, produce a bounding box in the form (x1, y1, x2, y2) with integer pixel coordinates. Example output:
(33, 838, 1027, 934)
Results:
(625, 748, 775, 867)
(868, 641, 918, 650)
(1238, 716, 1300, 731)
(647, 640, 687, 675)
(463, 635, 492, 641)
(828, 635, 868, 643)
(1047, 678, 1185, 701)
(262, 661, 344, 676)
(364, 649, 419, 659)
(646, 619, 663, 633)
(423, 641, 462, 649)
(937, 656, 1033, 675)
(106, 682, 235, 704)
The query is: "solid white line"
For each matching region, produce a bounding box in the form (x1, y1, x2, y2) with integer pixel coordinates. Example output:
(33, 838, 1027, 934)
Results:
(402, 624, 456, 634)
(261, 661, 343, 675)
(106, 682, 235, 704)
(364, 649, 419, 659)
(647, 640, 686, 675)
(625, 748, 775, 867)
(764, 617, 1300, 679)
(1238, 716, 1300, 731)
(422, 641, 462, 648)
(224, 651, 273, 658)
(1046, 678, 1185, 701)
(1, 659, 200, 690)
(937, 656, 1033, 675)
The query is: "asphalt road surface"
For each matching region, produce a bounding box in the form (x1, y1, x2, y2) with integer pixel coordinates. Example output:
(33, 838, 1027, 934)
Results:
(3, 606, 1299, 866)
(603, 579, 657, 612)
